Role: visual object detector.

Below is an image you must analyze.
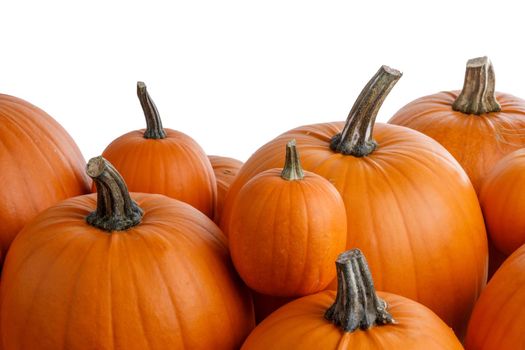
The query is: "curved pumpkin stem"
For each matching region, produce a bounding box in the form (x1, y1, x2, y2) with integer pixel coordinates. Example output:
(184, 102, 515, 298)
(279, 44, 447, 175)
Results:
(330, 65, 402, 157)
(137, 81, 167, 139)
(325, 249, 394, 332)
(86, 156, 144, 231)
(281, 139, 304, 181)
(452, 57, 501, 115)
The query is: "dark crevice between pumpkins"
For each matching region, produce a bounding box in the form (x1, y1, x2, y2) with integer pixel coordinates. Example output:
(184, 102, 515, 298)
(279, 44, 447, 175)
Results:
(452, 56, 501, 115)
(281, 140, 304, 181)
(325, 249, 395, 332)
(137, 81, 167, 139)
(330, 65, 402, 157)
(86, 156, 143, 231)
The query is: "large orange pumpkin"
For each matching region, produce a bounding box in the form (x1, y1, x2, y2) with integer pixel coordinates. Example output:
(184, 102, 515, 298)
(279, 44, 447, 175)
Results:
(480, 149, 525, 256)
(465, 243, 525, 349)
(221, 65, 487, 337)
(102, 82, 216, 218)
(0, 93, 90, 259)
(0, 157, 254, 350)
(208, 155, 243, 224)
(389, 56, 525, 193)
(242, 249, 462, 349)
(229, 140, 347, 297)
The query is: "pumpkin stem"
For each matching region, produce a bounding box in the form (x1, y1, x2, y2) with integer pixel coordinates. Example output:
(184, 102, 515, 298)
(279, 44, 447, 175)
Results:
(325, 249, 395, 332)
(330, 66, 402, 157)
(452, 57, 501, 115)
(281, 139, 304, 181)
(137, 81, 167, 139)
(86, 156, 144, 231)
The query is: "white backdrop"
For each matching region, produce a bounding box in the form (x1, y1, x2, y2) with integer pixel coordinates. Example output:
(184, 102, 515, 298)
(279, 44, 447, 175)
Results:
(2, 0, 525, 161)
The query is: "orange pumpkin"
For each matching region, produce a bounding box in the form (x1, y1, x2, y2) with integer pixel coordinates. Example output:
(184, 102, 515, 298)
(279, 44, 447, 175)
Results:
(208, 155, 243, 223)
(102, 82, 216, 218)
(389, 56, 525, 193)
(242, 249, 463, 349)
(229, 140, 347, 297)
(480, 149, 525, 256)
(0, 93, 90, 259)
(221, 65, 487, 337)
(465, 244, 525, 349)
(0, 157, 254, 350)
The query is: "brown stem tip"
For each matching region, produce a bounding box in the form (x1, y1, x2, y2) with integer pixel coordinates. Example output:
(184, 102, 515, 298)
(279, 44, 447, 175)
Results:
(452, 56, 501, 115)
(137, 81, 167, 139)
(330, 65, 402, 157)
(281, 139, 305, 181)
(86, 156, 143, 231)
(325, 249, 395, 332)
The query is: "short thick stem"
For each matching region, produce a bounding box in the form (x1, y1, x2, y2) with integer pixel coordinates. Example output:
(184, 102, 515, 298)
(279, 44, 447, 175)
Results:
(281, 139, 304, 181)
(452, 57, 501, 115)
(137, 81, 167, 139)
(330, 66, 402, 157)
(86, 156, 144, 231)
(325, 249, 394, 332)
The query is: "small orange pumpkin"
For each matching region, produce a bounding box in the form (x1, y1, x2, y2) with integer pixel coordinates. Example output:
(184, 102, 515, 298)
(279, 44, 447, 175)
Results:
(208, 155, 243, 224)
(242, 249, 463, 349)
(0, 93, 90, 259)
(221, 65, 487, 337)
(0, 157, 254, 350)
(465, 243, 525, 349)
(102, 82, 216, 218)
(480, 149, 525, 256)
(229, 140, 347, 297)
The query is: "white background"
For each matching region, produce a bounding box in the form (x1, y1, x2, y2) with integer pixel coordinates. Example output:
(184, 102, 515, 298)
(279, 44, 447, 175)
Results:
(2, 0, 525, 162)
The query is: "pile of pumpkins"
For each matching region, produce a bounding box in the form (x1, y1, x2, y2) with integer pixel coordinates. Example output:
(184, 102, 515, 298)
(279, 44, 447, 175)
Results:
(1, 56, 524, 349)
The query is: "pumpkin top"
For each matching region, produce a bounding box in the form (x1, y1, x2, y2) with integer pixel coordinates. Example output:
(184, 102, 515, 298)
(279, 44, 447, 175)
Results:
(280, 139, 305, 181)
(325, 249, 394, 332)
(86, 156, 144, 231)
(137, 81, 167, 139)
(329, 65, 402, 157)
(452, 56, 501, 115)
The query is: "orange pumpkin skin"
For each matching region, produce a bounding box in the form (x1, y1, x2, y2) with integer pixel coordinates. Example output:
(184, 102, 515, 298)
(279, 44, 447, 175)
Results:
(102, 129, 217, 218)
(480, 149, 525, 256)
(229, 168, 347, 297)
(222, 122, 487, 336)
(389, 91, 525, 193)
(242, 291, 463, 350)
(0, 94, 90, 256)
(208, 155, 243, 224)
(0, 193, 254, 350)
(465, 244, 525, 349)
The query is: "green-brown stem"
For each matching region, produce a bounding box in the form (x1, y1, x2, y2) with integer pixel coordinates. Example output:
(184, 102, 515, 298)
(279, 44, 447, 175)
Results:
(137, 81, 167, 139)
(325, 249, 394, 332)
(452, 57, 501, 114)
(281, 139, 304, 181)
(86, 156, 143, 231)
(330, 66, 402, 157)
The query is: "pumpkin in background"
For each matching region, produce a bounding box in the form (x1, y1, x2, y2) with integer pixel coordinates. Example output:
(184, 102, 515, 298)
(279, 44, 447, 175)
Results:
(229, 140, 347, 297)
(0, 93, 90, 259)
(242, 249, 463, 349)
(389, 56, 525, 194)
(0, 157, 254, 350)
(465, 244, 525, 349)
(102, 82, 216, 218)
(480, 149, 525, 256)
(221, 65, 487, 337)
(208, 155, 243, 223)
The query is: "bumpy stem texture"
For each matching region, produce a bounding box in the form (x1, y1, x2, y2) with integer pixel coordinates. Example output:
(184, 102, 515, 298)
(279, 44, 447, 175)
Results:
(325, 249, 395, 332)
(330, 66, 402, 157)
(86, 156, 144, 231)
(137, 81, 167, 139)
(452, 56, 501, 114)
(281, 139, 305, 181)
